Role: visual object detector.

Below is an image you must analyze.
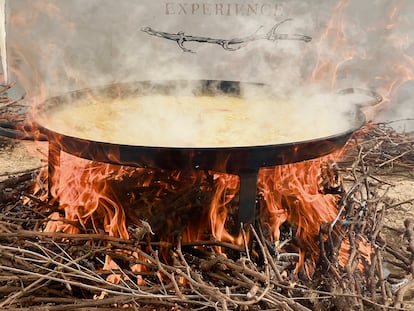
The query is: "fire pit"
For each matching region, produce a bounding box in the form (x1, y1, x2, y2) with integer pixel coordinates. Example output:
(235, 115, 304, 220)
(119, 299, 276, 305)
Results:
(32, 80, 379, 228)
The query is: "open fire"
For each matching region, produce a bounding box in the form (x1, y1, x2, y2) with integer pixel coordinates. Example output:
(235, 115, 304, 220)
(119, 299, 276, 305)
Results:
(21, 71, 376, 284)
(21, 0, 411, 280)
(0, 0, 414, 309)
(33, 138, 370, 278)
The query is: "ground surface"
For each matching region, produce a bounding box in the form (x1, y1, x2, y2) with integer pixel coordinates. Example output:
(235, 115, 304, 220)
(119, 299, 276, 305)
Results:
(0, 139, 44, 181)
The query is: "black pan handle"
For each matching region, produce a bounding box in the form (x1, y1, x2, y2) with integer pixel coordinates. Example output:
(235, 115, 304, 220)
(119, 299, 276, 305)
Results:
(0, 121, 48, 141)
(337, 88, 383, 107)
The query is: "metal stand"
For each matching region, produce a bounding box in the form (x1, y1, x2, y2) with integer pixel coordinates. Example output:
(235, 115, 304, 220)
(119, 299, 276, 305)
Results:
(238, 170, 259, 227)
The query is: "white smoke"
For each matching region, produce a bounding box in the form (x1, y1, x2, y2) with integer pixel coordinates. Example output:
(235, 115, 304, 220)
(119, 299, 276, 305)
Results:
(4, 0, 414, 133)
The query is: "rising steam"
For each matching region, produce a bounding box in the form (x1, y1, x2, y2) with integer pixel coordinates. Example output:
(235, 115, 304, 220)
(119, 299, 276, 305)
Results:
(3, 0, 414, 130)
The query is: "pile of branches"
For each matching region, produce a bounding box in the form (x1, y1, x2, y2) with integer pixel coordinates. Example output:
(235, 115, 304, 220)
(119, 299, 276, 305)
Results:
(0, 122, 413, 310)
(339, 120, 414, 175)
(0, 82, 26, 128)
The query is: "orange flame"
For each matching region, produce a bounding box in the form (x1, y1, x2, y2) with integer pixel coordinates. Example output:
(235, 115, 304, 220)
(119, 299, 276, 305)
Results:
(43, 152, 130, 238)
(311, 0, 351, 89)
(259, 155, 340, 274)
(207, 174, 242, 245)
(36, 145, 372, 277)
(39, 151, 245, 247)
(311, 0, 414, 119)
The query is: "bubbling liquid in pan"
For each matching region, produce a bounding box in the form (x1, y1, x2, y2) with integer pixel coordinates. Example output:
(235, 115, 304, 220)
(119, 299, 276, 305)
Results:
(37, 94, 355, 148)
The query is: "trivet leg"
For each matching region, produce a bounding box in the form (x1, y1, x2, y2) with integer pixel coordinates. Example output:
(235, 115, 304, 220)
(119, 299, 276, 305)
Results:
(48, 142, 61, 202)
(238, 171, 259, 227)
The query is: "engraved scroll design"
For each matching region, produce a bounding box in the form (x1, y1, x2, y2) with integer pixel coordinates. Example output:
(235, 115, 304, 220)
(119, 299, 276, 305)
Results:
(141, 18, 312, 53)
